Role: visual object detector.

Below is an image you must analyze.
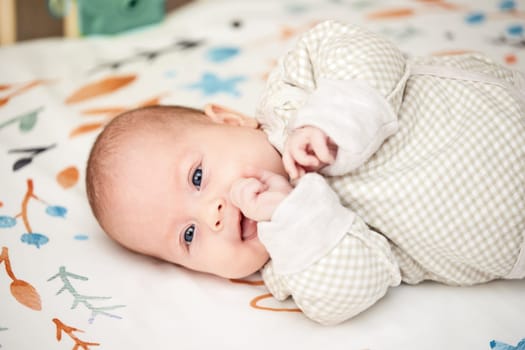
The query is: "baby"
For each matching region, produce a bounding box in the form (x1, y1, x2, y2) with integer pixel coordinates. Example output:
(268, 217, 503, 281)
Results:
(86, 20, 525, 325)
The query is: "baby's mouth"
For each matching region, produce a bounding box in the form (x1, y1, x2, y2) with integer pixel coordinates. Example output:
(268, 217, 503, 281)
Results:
(240, 214, 257, 241)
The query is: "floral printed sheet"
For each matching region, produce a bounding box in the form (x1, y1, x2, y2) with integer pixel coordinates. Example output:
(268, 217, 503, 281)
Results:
(1, 0, 524, 349)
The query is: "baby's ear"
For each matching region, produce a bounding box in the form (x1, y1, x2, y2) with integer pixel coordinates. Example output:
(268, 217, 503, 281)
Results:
(204, 104, 258, 129)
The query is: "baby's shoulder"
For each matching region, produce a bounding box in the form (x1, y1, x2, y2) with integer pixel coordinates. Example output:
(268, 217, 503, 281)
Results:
(409, 53, 517, 84)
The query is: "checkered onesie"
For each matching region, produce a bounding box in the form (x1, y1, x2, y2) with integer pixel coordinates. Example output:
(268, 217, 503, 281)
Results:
(255, 20, 525, 325)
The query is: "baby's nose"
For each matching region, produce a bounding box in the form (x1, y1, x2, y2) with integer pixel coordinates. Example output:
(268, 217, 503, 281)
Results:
(204, 198, 225, 231)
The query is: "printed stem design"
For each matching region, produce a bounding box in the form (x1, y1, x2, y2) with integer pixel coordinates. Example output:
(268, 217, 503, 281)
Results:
(230, 278, 300, 313)
(0, 80, 47, 107)
(250, 293, 301, 313)
(52, 318, 100, 350)
(0, 247, 16, 281)
(16, 179, 37, 233)
(48, 266, 125, 323)
(0, 106, 43, 131)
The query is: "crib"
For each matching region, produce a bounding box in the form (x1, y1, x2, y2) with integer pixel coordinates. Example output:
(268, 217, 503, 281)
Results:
(1, 1, 524, 349)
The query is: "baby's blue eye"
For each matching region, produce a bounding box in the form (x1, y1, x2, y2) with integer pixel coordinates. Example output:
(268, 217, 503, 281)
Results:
(184, 225, 195, 245)
(192, 167, 202, 189)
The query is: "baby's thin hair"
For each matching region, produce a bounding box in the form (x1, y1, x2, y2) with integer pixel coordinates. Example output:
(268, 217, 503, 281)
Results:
(85, 105, 207, 235)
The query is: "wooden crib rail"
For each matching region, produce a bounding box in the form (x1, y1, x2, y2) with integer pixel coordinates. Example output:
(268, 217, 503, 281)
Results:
(0, 0, 17, 45)
(0, 0, 74, 45)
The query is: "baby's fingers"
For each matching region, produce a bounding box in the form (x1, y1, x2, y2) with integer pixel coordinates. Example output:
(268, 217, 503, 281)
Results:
(283, 150, 306, 181)
(309, 132, 336, 164)
(291, 146, 321, 167)
(229, 178, 266, 211)
(230, 175, 290, 222)
(263, 168, 294, 193)
(283, 150, 298, 180)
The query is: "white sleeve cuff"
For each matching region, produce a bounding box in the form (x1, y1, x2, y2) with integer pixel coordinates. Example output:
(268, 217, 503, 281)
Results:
(257, 173, 356, 275)
(291, 78, 399, 175)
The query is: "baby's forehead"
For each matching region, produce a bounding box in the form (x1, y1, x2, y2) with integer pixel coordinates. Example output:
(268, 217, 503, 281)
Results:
(118, 130, 168, 158)
(105, 112, 205, 164)
(120, 119, 173, 143)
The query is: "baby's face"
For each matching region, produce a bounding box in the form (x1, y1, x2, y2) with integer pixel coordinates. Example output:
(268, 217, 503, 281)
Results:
(105, 116, 286, 278)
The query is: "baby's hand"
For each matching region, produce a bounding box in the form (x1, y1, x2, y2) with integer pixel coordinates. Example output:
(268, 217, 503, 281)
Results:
(230, 168, 292, 222)
(283, 126, 338, 181)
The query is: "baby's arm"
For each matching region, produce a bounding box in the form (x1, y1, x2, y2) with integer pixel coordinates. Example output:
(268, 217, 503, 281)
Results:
(232, 171, 401, 325)
(263, 174, 400, 325)
(257, 20, 408, 178)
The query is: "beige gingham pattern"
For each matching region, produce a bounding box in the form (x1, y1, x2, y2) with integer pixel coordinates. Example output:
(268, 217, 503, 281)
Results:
(256, 20, 407, 152)
(258, 20, 525, 324)
(262, 216, 402, 325)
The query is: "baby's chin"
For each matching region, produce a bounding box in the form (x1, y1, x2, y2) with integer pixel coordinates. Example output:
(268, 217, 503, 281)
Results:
(220, 265, 267, 280)
(219, 248, 270, 280)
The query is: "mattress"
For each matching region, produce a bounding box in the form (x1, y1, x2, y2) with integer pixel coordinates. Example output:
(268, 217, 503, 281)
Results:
(1, 0, 524, 349)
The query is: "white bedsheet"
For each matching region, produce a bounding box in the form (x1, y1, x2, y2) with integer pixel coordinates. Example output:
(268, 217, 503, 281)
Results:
(1, 0, 524, 349)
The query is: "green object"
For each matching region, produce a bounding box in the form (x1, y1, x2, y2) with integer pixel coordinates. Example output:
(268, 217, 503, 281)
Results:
(78, 0, 165, 35)
(48, 0, 69, 18)
(48, 0, 165, 35)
